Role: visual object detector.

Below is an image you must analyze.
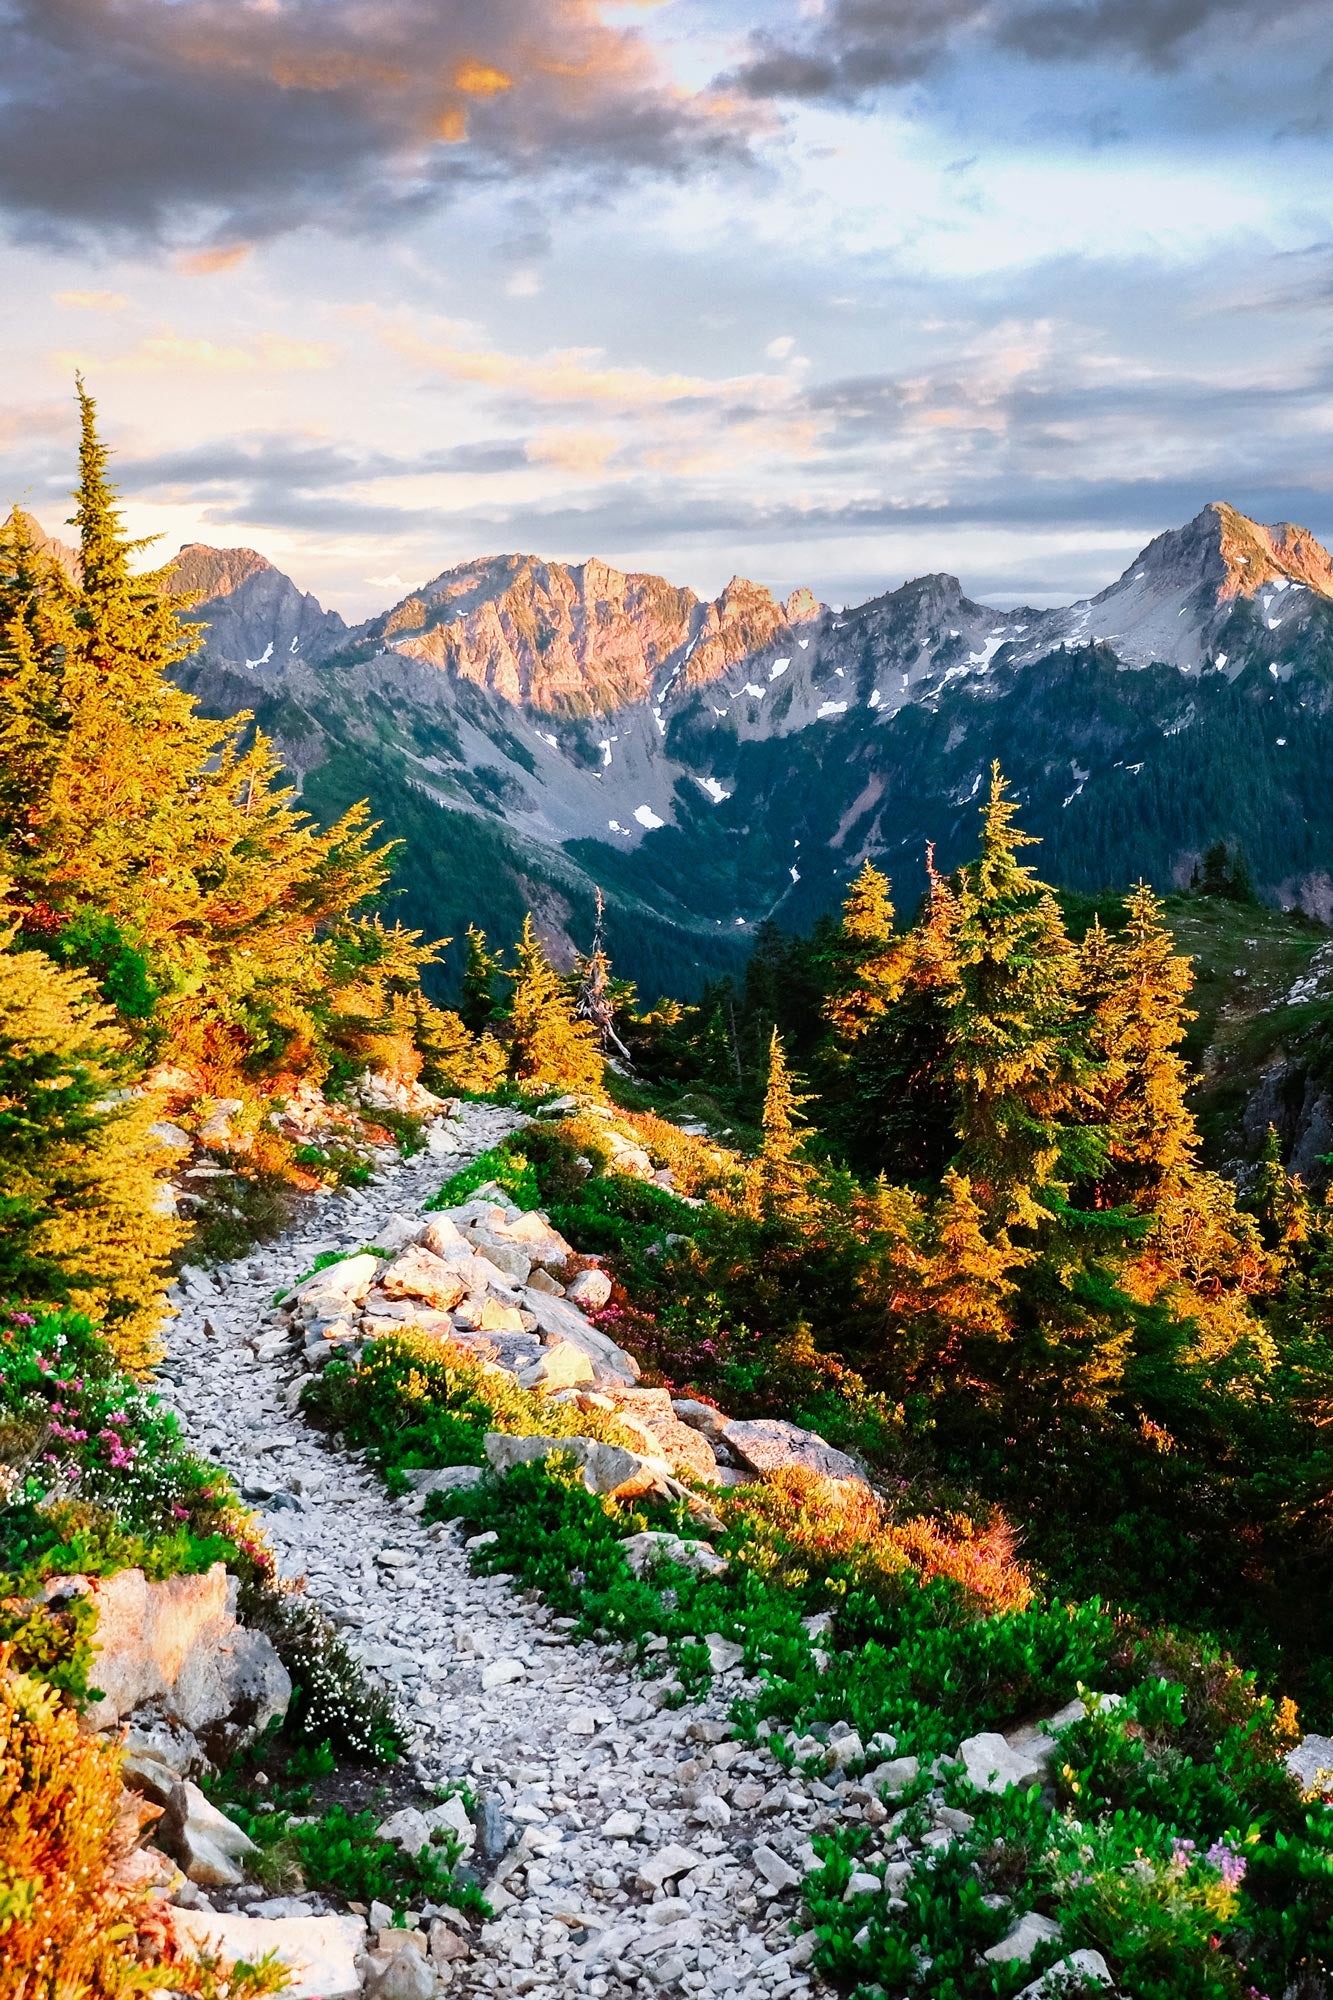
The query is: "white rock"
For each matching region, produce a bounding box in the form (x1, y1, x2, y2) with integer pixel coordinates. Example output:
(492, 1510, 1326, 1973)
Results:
(984, 1911, 1062, 1964)
(620, 1531, 729, 1579)
(752, 1844, 800, 1892)
(369, 1947, 436, 2000)
(517, 1340, 595, 1392)
(290, 1253, 379, 1305)
(704, 1633, 745, 1676)
(603, 1810, 641, 1839)
(480, 1658, 527, 1690)
(402, 1464, 485, 1494)
(1287, 1733, 1333, 1792)
(958, 1731, 1045, 1794)
(565, 1267, 613, 1309)
(171, 1910, 365, 2000)
(381, 1247, 467, 1312)
(867, 1754, 919, 1796)
(1017, 1949, 1113, 1998)
(636, 1842, 704, 1891)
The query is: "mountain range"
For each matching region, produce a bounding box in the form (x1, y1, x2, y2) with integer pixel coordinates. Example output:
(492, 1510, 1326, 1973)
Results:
(100, 503, 1333, 995)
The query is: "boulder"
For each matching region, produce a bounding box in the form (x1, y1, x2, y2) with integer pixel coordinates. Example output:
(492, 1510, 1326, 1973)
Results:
(171, 1909, 365, 2000)
(566, 1267, 613, 1309)
(984, 1912, 1062, 1965)
(635, 1842, 704, 1892)
(526, 1267, 565, 1296)
(723, 1418, 867, 1488)
(1288, 1733, 1333, 1793)
(158, 1779, 259, 1887)
(376, 1797, 474, 1857)
(517, 1340, 596, 1392)
(372, 1213, 426, 1254)
(498, 1210, 575, 1271)
(485, 1431, 674, 1501)
(596, 1388, 718, 1481)
(522, 1289, 640, 1385)
(958, 1731, 1048, 1794)
(402, 1464, 486, 1495)
(380, 1247, 468, 1312)
(472, 1297, 526, 1335)
(467, 1232, 533, 1286)
(671, 1399, 732, 1447)
(421, 1215, 473, 1260)
(73, 1565, 290, 1759)
(621, 1531, 729, 1579)
(290, 1252, 379, 1307)
(1017, 1950, 1112, 1998)
(149, 1121, 193, 1153)
(366, 1948, 436, 2000)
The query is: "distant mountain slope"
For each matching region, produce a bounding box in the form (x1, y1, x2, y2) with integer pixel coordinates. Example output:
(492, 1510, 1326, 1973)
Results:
(169, 542, 349, 672)
(132, 501, 1333, 993)
(336, 553, 821, 716)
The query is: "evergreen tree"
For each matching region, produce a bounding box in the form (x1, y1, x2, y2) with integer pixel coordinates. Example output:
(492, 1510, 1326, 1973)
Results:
(0, 386, 403, 1097)
(575, 888, 632, 1062)
(921, 1168, 1019, 1356)
(0, 909, 183, 1371)
(1252, 1124, 1312, 1266)
(946, 766, 1082, 1230)
(460, 924, 506, 1034)
(506, 914, 603, 1095)
(756, 1027, 814, 1217)
(835, 848, 962, 1182)
(1082, 885, 1198, 1207)
(824, 861, 902, 1043)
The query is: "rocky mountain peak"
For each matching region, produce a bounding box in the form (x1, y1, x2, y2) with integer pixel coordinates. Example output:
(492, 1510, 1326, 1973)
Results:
(6, 507, 80, 580)
(169, 543, 276, 602)
(1120, 503, 1333, 607)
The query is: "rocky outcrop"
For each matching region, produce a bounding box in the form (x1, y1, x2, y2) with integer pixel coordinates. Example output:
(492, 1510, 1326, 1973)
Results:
(66, 1564, 289, 1759)
(172, 1909, 367, 2000)
(369, 554, 822, 717)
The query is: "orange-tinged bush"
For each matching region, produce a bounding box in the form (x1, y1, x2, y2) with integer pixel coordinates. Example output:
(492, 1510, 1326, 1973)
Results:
(728, 1465, 1034, 1619)
(0, 1651, 285, 1999)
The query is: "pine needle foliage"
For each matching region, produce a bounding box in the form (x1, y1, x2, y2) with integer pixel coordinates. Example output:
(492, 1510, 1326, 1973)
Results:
(0, 387, 416, 1099)
(506, 915, 603, 1095)
(947, 764, 1084, 1230)
(0, 914, 182, 1372)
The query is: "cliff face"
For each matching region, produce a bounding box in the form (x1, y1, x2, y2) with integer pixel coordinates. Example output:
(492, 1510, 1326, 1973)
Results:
(374, 555, 822, 716)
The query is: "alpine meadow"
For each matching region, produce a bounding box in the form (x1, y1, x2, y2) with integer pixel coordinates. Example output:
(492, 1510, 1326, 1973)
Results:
(5, 5, 1333, 2000)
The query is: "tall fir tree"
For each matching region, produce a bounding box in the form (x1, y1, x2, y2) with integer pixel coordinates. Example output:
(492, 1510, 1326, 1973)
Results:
(0, 386, 415, 1096)
(1080, 884, 1198, 1208)
(506, 914, 603, 1095)
(756, 1027, 814, 1218)
(575, 888, 632, 1062)
(833, 847, 961, 1181)
(824, 861, 903, 1043)
(460, 924, 507, 1034)
(946, 765, 1082, 1231)
(0, 907, 182, 1371)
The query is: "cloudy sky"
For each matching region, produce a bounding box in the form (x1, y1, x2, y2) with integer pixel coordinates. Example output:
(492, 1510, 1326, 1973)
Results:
(2, 0, 1332, 617)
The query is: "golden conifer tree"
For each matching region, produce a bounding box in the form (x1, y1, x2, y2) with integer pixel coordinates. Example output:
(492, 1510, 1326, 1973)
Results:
(506, 914, 603, 1095)
(825, 860, 903, 1043)
(0, 385, 405, 1097)
(946, 766, 1081, 1229)
(1084, 884, 1198, 1206)
(756, 1027, 815, 1218)
(0, 911, 182, 1371)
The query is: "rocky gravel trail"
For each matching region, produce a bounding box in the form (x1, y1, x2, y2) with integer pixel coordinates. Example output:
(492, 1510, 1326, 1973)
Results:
(160, 1102, 830, 2000)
